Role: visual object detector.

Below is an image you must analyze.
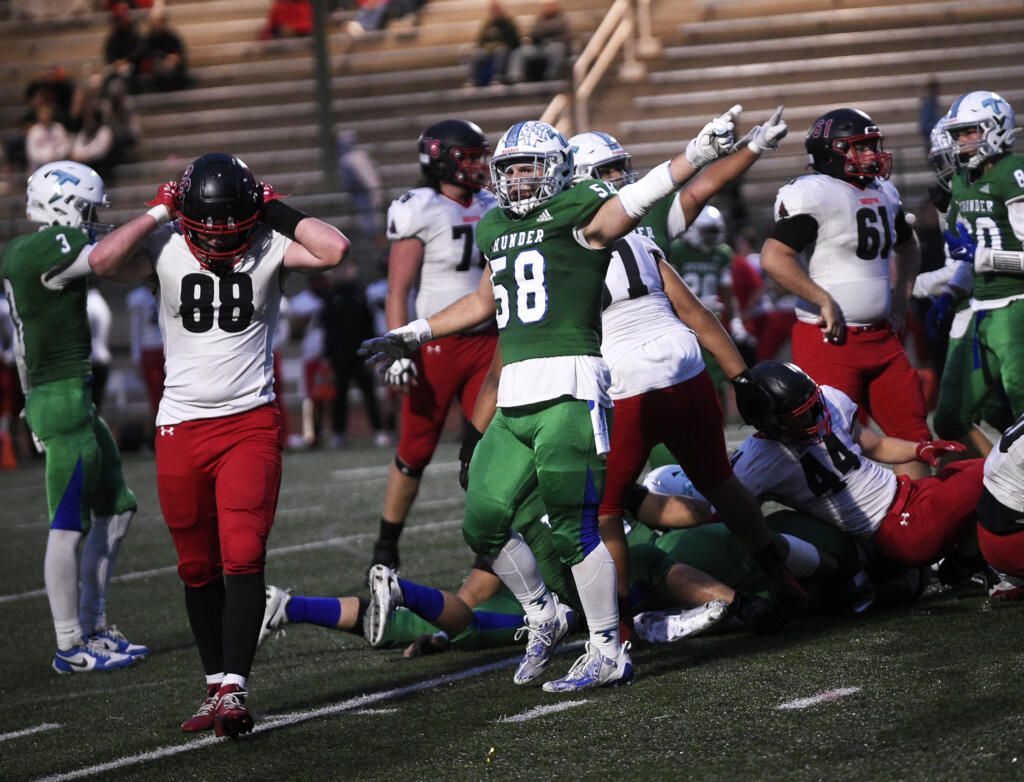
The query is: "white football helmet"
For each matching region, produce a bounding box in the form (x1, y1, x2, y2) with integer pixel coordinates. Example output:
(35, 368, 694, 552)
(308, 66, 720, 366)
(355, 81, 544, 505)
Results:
(683, 205, 726, 253)
(26, 160, 112, 238)
(490, 121, 574, 217)
(943, 90, 1017, 170)
(569, 131, 634, 188)
(927, 117, 958, 191)
(643, 465, 705, 501)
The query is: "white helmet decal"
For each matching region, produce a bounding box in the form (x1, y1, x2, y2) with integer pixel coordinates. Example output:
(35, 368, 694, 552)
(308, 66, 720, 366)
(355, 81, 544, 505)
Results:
(490, 121, 574, 217)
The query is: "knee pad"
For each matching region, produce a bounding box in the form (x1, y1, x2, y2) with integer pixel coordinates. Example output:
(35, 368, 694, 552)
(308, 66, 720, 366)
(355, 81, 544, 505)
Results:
(178, 560, 221, 588)
(394, 455, 425, 479)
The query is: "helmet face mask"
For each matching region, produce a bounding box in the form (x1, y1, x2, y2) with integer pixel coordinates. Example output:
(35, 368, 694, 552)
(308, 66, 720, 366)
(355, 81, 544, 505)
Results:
(177, 153, 262, 274)
(417, 119, 491, 192)
(805, 109, 893, 185)
(750, 361, 832, 444)
(569, 131, 634, 189)
(944, 91, 1016, 170)
(26, 161, 112, 240)
(491, 121, 574, 218)
(928, 117, 958, 190)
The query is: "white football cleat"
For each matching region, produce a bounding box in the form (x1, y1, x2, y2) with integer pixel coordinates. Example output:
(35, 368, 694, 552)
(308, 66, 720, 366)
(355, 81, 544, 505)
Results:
(365, 564, 403, 647)
(542, 640, 633, 692)
(259, 586, 292, 646)
(53, 638, 134, 674)
(512, 598, 571, 685)
(89, 625, 150, 658)
(634, 599, 730, 643)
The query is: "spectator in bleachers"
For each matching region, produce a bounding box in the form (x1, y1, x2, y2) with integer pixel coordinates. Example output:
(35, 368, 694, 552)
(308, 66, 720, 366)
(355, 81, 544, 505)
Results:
(261, 0, 314, 40)
(25, 100, 71, 172)
(467, 1, 521, 87)
(919, 77, 943, 153)
(69, 91, 117, 182)
(25, 66, 76, 128)
(102, 77, 142, 164)
(104, 3, 144, 93)
(137, 9, 191, 92)
(507, 0, 570, 83)
(337, 129, 384, 240)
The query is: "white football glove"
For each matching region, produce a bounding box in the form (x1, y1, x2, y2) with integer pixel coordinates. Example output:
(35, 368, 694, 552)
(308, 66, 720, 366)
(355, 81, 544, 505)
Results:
(384, 357, 418, 388)
(358, 318, 433, 370)
(685, 104, 741, 169)
(734, 105, 788, 155)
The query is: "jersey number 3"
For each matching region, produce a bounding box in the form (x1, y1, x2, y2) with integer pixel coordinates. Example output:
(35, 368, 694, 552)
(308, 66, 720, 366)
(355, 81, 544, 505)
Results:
(179, 273, 255, 334)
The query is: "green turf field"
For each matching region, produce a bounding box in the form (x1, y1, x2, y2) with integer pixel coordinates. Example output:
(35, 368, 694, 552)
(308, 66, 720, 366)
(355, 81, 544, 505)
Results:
(2, 435, 1023, 782)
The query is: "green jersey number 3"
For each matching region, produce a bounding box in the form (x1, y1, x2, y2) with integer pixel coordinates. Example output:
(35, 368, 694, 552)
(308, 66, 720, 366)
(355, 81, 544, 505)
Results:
(491, 250, 548, 328)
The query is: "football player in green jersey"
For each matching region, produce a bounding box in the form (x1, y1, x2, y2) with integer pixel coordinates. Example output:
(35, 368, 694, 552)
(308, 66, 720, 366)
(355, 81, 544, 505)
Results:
(361, 109, 784, 691)
(0, 161, 145, 674)
(942, 91, 1024, 421)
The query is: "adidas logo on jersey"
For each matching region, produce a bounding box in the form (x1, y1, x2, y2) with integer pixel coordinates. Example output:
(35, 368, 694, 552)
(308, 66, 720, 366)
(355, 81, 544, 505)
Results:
(535, 209, 553, 223)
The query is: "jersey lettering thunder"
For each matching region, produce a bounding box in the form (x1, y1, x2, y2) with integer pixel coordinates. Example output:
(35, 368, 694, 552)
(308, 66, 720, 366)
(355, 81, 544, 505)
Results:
(601, 233, 703, 398)
(774, 174, 904, 326)
(731, 385, 898, 540)
(142, 224, 291, 426)
(386, 186, 497, 323)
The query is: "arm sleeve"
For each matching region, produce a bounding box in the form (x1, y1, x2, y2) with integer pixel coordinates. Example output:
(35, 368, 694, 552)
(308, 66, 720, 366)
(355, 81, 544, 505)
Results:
(768, 214, 819, 253)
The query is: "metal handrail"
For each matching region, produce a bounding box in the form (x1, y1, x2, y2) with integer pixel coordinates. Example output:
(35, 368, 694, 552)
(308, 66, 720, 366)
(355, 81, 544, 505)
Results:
(540, 0, 659, 135)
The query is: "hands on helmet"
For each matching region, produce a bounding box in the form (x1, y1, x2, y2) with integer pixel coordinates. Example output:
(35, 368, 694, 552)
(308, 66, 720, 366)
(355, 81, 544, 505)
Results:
(915, 439, 967, 466)
(145, 180, 180, 225)
(686, 104, 742, 169)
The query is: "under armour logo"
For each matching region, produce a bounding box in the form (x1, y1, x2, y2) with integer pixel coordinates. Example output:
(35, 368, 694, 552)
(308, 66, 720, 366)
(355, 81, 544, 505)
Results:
(425, 345, 441, 354)
(159, 426, 175, 436)
(900, 512, 910, 527)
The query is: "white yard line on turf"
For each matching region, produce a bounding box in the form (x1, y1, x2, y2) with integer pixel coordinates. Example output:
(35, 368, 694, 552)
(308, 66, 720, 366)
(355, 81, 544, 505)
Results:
(0, 518, 462, 605)
(34, 655, 521, 782)
(776, 687, 861, 710)
(495, 700, 588, 723)
(0, 723, 60, 742)
(329, 460, 459, 482)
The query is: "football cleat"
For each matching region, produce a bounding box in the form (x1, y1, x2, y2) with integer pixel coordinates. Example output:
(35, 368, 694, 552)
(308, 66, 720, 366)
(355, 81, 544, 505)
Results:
(989, 573, 1024, 602)
(542, 641, 634, 692)
(52, 638, 135, 674)
(633, 600, 730, 643)
(511, 599, 572, 685)
(89, 625, 150, 659)
(258, 585, 291, 646)
(181, 683, 220, 733)
(365, 564, 403, 647)
(214, 684, 253, 738)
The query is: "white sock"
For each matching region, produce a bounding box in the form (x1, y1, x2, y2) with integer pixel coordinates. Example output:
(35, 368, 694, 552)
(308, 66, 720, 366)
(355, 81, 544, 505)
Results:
(570, 542, 620, 656)
(486, 531, 556, 623)
(222, 673, 247, 690)
(45, 528, 84, 650)
(205, 673, 225, 688)
(780, 533, 821, 578)
(79, 510, 134, 636)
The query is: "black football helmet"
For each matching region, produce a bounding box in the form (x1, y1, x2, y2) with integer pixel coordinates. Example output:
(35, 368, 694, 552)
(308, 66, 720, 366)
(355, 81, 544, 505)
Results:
(750, 361, 831, 443)
(178, 153, 262, 273)
(417, 119, 490, 191)
(805, 108, 892, 184)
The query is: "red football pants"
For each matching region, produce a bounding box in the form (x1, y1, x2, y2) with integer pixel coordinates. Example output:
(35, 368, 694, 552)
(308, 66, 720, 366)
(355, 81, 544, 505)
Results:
(600, 370, 734, 517)
(156, 404, 283, 586)
(874, 459, 984, 565)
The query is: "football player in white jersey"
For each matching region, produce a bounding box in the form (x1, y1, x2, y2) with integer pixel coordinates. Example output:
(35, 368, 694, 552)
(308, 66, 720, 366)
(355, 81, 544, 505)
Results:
(562, 112, 811, 627)
(90, 153, 349, 738)
(370, 119, 498, 572)
(731, 361, 982, 569)
(760, 109, 931, 479)
(976, 413, 1024, 600)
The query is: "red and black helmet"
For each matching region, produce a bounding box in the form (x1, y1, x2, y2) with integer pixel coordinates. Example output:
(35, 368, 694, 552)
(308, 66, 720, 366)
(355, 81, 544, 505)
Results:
(750, 361, 831, 443)
(805, 108, 892, 184)
(178, 153, 262, 273)
(417, 119, 490, 191)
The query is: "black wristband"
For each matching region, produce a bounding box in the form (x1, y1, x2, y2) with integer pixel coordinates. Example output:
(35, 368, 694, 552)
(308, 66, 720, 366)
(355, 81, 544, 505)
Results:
(262, 198, 307, 239)
(731, 369, 754, 388)
(460, 425, 484, 463)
